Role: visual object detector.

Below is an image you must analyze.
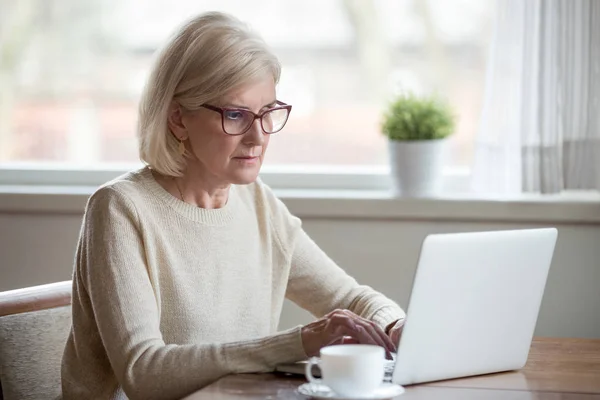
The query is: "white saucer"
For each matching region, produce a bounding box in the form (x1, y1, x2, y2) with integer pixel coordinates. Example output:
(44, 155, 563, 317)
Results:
(297, 382, 405, 399)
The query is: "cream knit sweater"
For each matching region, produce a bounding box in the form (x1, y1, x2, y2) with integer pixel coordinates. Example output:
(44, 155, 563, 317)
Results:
(60, 167, 405, 400)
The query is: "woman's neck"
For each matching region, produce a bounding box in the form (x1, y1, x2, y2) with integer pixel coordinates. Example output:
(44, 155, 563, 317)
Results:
(173, 174, 230, 209)
(153, 167, 230, 209)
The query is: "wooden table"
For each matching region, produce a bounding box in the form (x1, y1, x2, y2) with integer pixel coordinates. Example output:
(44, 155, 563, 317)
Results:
(185, 338, 600, 399)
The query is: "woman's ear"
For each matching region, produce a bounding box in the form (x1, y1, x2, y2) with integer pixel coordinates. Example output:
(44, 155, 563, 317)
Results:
(167, 101, 187, 140)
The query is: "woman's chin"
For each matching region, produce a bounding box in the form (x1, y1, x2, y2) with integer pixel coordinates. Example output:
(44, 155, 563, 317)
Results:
(229, 168, 261, 185)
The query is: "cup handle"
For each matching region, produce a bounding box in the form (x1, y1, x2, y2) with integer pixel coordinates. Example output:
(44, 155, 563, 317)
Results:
(305, 357, 322, 385)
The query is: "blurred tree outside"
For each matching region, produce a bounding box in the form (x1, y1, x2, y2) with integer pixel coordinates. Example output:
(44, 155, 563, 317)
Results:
(342, 0, 391, 103)
(0, 0, 492, 167)
(342, 0, 451, 104)
(0, 0, 116, 162)
(0, 0, 36, 160)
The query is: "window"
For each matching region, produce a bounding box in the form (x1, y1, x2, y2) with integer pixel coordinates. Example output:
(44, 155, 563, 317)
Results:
(0, 0, 493, 181)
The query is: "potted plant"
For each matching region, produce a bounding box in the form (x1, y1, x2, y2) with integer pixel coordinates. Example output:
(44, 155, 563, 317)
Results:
(381, 93, 455, 197)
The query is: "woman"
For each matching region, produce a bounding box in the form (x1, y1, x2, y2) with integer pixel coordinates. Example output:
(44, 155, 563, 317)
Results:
(61, 11, 405, 400)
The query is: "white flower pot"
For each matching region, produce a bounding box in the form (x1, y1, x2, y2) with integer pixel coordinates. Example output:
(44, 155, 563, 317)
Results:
(388, 139, 446, 197)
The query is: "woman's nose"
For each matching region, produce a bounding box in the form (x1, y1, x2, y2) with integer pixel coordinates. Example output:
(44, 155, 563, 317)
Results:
(243, 119, 266, 145)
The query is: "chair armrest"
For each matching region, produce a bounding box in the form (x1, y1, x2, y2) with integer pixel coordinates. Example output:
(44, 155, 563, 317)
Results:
(0, 281, 72, 317)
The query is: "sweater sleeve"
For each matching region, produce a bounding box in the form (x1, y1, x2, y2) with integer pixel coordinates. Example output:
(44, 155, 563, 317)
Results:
(76, 186, 306, 400)
(286, 229, 406, 330)
(261, 185, 406, 331)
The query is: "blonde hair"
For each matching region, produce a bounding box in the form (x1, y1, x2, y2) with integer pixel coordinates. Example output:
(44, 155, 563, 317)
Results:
(137, 12, 281, 176)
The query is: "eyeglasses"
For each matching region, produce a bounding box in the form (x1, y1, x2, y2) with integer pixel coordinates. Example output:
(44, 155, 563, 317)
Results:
(201, 100, 292, 136)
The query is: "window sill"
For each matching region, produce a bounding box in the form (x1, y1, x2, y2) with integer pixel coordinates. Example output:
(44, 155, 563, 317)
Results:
(1, 185, 599, 224)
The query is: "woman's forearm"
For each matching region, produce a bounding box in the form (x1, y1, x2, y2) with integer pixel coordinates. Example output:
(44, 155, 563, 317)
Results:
(109, 327, 305, 400)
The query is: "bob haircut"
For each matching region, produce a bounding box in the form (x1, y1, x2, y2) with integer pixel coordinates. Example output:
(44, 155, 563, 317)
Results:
(137, 12, 281, 177)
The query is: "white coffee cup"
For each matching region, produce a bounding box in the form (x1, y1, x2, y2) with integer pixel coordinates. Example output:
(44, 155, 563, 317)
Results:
(305, 344, 385, 397)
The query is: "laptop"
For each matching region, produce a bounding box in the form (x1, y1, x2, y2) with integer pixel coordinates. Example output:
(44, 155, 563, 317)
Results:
(275, 228, 558, 385)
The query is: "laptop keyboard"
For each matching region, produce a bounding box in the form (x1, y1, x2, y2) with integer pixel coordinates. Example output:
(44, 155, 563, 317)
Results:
(384, 360, 395, 374)
(383, 355, 396, 382)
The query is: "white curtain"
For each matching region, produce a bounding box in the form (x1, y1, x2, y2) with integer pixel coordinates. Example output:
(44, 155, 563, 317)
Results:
(472, 0, 600, 194)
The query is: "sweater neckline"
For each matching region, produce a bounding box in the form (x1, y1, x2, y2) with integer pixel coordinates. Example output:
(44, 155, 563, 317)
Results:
(139, 166, 238, 225)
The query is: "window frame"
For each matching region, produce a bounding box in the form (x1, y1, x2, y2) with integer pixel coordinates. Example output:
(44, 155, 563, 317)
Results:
(0, 164, 472, 193)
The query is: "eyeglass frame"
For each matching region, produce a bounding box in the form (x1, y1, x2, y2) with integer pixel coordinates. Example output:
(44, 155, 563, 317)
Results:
(200, 100, 292, 136)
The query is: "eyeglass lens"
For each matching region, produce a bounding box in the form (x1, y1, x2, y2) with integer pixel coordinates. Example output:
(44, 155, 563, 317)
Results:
(222, 108, 289, 135)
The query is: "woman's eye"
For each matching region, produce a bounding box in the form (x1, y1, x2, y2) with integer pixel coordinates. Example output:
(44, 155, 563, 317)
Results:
(224, 111, 244, 120)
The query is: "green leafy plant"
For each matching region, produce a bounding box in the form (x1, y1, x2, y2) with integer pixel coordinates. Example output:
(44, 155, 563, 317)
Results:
(381, 93, 455, 141)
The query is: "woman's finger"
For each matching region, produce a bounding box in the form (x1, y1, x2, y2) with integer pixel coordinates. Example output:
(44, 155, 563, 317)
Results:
(327, 312, 393, 358)
(340, 310, 396, 354)
(341, 336, 360, 345)
(326, 313, 381, 347)
(301, 309, 401, 358)
(330, 336, 359, 346)
(353, 320, 395, 359)
(364, 319, 397, 353)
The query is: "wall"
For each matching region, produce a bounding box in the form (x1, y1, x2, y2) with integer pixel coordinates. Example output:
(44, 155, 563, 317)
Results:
(1, 194, 599, 338)
(278, 218, 600, 340)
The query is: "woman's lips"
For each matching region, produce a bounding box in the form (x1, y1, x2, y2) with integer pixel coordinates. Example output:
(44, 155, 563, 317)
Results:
(233, 156, 259, 165)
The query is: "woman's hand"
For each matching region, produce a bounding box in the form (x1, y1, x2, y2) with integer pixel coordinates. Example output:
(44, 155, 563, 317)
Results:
(385, 319, 405, 347)
(301, 309, 397, 358)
